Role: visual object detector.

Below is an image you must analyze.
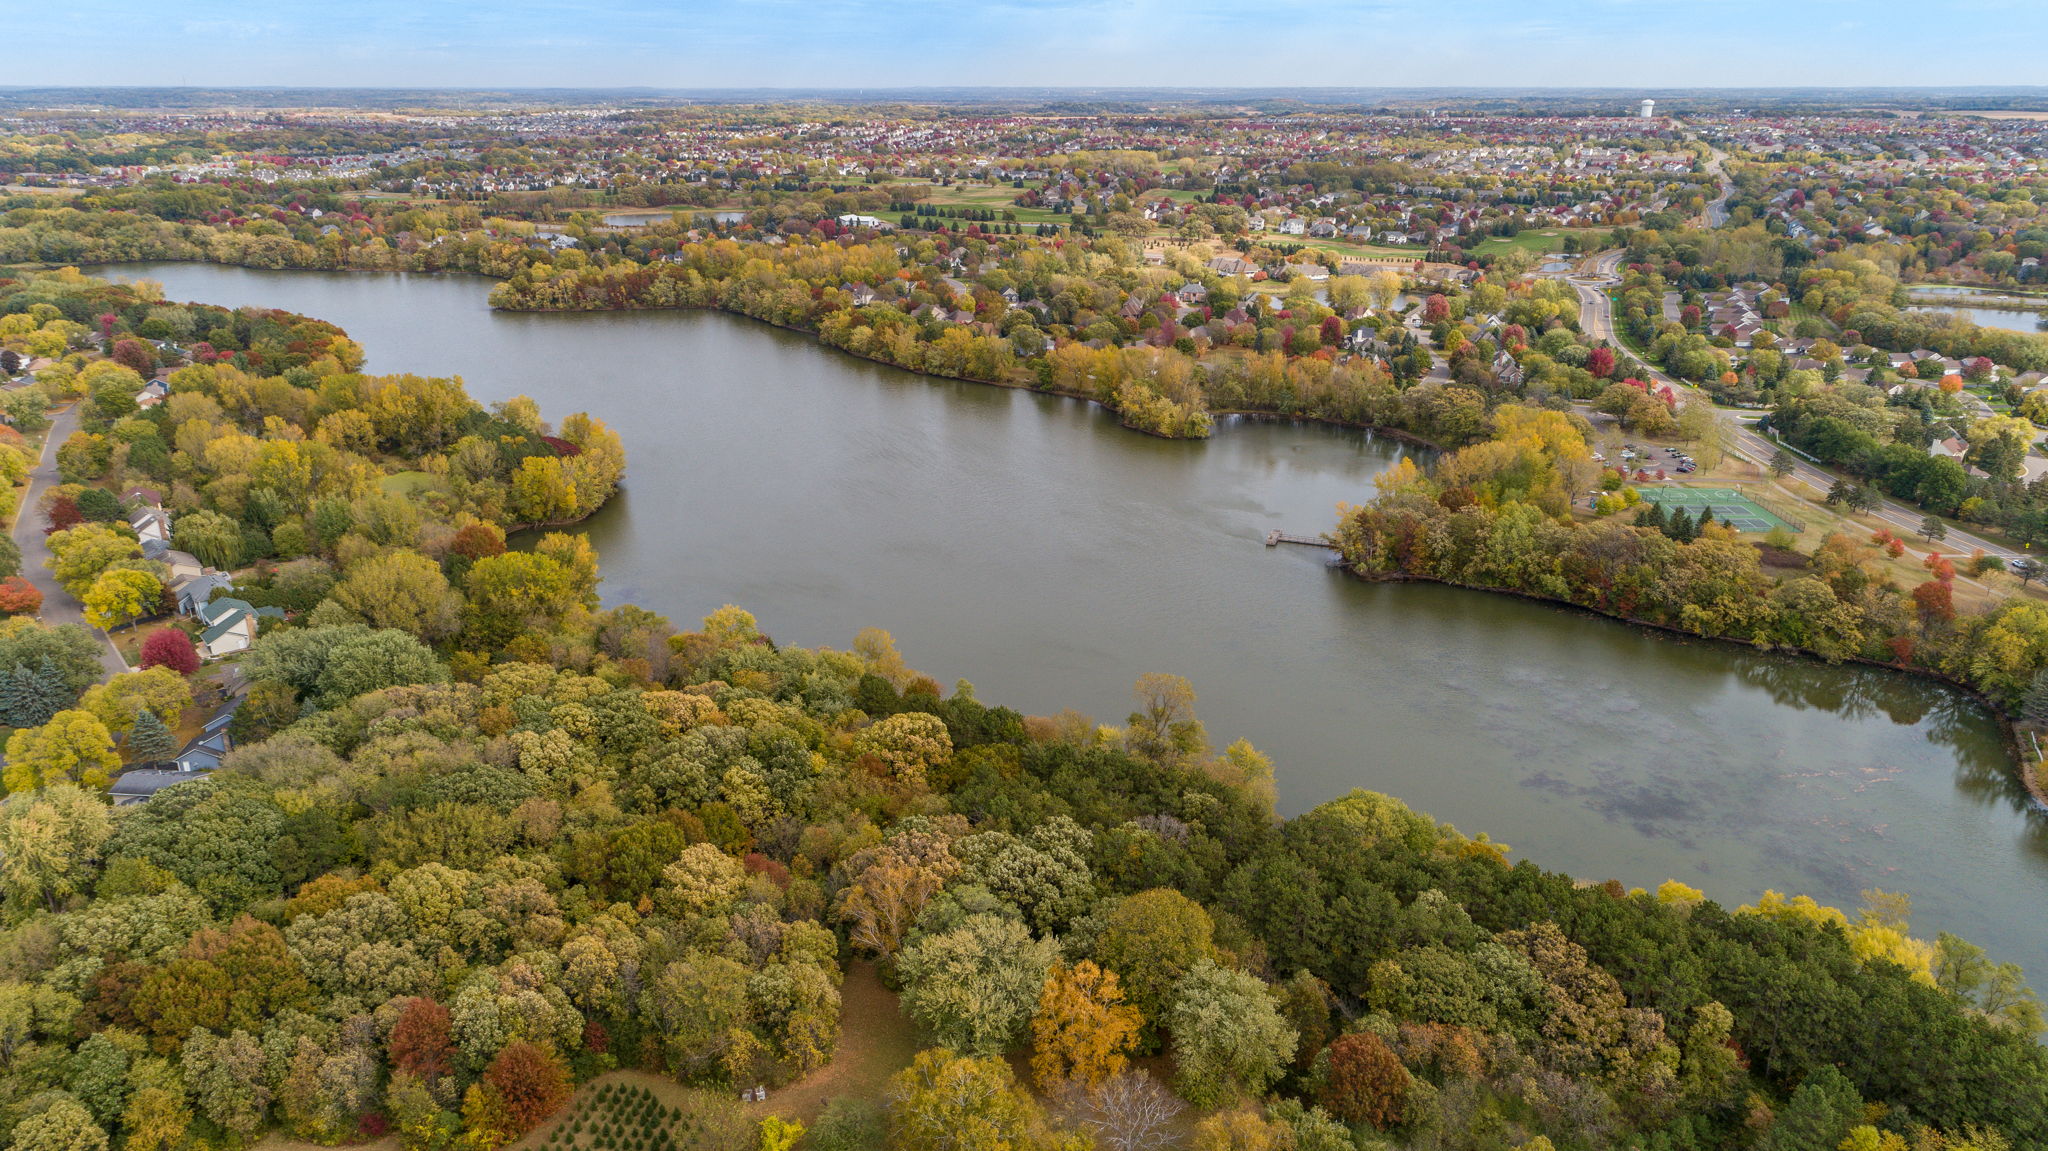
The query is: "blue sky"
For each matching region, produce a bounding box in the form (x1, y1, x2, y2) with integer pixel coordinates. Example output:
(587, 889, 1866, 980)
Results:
(10, 0, 2048, 89)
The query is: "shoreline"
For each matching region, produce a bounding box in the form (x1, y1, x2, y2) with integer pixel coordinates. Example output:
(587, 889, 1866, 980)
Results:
(1343, 564, 2048, 813)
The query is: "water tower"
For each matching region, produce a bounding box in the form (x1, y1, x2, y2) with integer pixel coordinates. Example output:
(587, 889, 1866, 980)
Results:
(1640, 99, 1656, 119)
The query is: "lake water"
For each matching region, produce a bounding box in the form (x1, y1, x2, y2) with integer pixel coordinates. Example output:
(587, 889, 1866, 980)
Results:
(1905, 285, 2047, 334)
(99, 263, 2048, 970)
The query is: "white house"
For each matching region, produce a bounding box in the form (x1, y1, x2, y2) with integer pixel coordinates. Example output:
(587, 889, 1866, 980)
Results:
(196, 597, 259, 659)
(131, 506, 171, 546)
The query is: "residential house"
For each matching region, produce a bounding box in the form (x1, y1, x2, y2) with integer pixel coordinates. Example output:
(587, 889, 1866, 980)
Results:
(130, 506, 171, 546)
(196, 597, 261, 659)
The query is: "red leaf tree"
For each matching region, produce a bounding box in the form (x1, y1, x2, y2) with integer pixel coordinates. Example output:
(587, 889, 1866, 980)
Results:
(139, 628, 199, 675)
(0, 577, 41, 617)
(389, 997, 455, 1082)
(482, 1041, 573, 1136)
(1318, 1032, 1411, 1129)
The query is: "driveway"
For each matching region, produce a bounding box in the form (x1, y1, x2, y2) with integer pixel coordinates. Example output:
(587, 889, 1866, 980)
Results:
(14, 402, 130, 679)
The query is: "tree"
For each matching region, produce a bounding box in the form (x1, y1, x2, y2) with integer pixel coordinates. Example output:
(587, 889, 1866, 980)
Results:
(898, 914, 1058, 1056)
(315, 628, 447, 706)
(0, 619, 109, 698)
(390, 996, 457, 1082)
(1164, 962, 1296, 1108)
(1317, 1032, 1409, 1129)
(1092, 889, 1219, 1025)
(1758, 1064, 1862, 1151)
(1050, 1071, 1183, 1151)
(1031, 960, 1142, 1089)
(11, 1096, 109, 1151)
(138, 629, 198, 676)
(182, 1029, 271, 1141)
(886, 1048, 1042, 1151)
(46, 524, 140, 598)
(127, 710, 176, 763)
(0, 783, 111, 912)
(81, 668, 191, 739)
(1770, 449, 1796, 478)
(1921, 515, 1949, 543)
(4, 710, 122, 792)
(82, 569, 160, 632)
(2, 658, 74, 730)
(170, 510, 244, 571)
(0, 576, 42, 616)
(330, 551, 460, 640)
(1124, 673, 1207, 768)
(481, 1041, 572, 1136)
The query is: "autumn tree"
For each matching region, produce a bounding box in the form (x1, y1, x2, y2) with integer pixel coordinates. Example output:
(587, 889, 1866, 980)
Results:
(138, 629, 198, 676)
(1317, 1032, 1410, 1129)
(81, 569, 161, 632)
(1092, 888, 1219, 1025)
(1031, 960, 1142, 1089)
(0, 783, 111, 912)
(5, 710, 122, 792)
(886, 1048, 1043, 1151)
(330, 550, 461, 639)
(1123, 673, 1207, 768)
(0, 577, 41, 617)
(390, 996, 457, 1083)
(481, 1041, 572, 1136)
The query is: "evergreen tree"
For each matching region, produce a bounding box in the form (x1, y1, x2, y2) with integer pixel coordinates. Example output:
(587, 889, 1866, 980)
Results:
(1640, 501, 1668, 532)
(2023, 670, 2048, 727)
(3, 658, 70, 729)
(1666, 506, 1696, 542)
(128, 709, 177, 763)
(1758, 1065, 1862, 1151)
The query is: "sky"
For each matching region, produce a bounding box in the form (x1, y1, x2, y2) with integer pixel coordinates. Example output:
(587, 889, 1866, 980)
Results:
(8, 0, 2048, 91)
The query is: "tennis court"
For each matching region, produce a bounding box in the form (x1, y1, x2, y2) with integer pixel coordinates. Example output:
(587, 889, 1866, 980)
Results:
(1635, 486, 1792, 534)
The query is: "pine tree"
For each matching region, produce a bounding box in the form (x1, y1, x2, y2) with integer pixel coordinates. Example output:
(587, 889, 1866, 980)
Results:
(129, 709, 177, 763)
(1640, 501, 1668, 532)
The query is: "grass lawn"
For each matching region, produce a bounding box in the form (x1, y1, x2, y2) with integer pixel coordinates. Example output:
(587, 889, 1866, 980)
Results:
(380, 470, 448, 497)
(108, 617, 186, 668)
(1469, 228, 1596, 257)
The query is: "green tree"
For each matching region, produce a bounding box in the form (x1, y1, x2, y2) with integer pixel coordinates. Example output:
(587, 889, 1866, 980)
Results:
(1770, 448, 1796, 478)
(80, 668, 191, 739)
(3, 658, 75, 730)
(181, 1029, 271, 1141)
(122, 708, 175, 761)
(47, 524, 141, 599)
(1921, 515, 1949, 544)
(1092, 888, 1219, 1025)
(314, 628, 447, 706)
(10, 1095, 109, 1151)
(1758, 1064, 1862, 1151)
(898, 914, 1058, 1056)
(1164, 961, 1296, 1108)
(171, 510, 245, 571)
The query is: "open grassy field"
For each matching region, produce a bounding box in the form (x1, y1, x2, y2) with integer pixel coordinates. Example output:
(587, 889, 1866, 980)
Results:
(1469, 227, 1600, 257)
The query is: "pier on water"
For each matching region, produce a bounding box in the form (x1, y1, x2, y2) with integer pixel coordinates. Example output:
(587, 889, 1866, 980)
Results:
(1266, 530, 1337, 549)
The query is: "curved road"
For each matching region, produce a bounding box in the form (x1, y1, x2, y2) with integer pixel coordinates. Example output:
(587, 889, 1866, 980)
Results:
(1567, 256, 2025, 562)
(12, 402, 131, 679)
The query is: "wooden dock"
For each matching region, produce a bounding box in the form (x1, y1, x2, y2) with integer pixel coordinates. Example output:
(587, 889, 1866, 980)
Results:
(1266, 530, 1337, 549)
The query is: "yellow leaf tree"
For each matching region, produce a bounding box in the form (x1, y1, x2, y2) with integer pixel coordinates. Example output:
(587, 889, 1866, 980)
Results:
(4, 710, 122, 792)
(1030, 960, 1142, 1090)
(81, 569, 162, 633)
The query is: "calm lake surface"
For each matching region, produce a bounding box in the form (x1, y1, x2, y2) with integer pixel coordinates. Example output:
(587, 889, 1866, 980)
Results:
(1906, 285, 2047, 334)
(103, 263, 2048, 968)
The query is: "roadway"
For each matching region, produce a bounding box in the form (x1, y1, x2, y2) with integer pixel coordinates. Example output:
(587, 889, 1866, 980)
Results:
(12, 402, 132, 679)
(1566, 254, 2026, 563)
